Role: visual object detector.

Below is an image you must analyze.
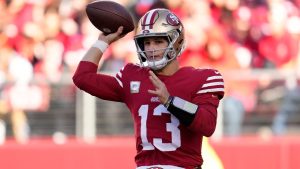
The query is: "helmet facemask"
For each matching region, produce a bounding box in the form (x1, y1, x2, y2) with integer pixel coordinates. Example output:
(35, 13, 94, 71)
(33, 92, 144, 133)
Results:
(135, 31, 177, 70)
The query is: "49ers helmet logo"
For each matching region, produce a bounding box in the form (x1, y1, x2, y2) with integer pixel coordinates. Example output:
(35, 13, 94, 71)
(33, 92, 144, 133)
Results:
(166, 13, 180, 26)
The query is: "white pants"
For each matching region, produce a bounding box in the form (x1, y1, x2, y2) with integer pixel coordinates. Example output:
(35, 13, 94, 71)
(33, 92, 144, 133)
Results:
(137, 165, 184, 169)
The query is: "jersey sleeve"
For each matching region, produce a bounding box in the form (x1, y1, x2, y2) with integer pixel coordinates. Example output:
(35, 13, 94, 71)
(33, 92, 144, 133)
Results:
(196, 69, 224, 99)
(188, 69, 225, 136)
(72, 61, 125, 102)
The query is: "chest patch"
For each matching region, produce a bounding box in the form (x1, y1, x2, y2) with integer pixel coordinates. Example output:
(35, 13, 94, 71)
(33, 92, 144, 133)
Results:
(130, 81, 141, 93)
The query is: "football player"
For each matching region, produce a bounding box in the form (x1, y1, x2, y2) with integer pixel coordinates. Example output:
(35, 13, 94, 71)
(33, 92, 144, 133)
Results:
(73, 8, 224, 169)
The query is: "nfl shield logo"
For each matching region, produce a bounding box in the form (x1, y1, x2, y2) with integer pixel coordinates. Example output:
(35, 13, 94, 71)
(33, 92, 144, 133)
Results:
(130, 81, 140, 93)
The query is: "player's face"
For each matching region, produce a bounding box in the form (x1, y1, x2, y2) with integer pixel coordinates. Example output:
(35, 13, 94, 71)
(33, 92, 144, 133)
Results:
(143, 37, 168, 61)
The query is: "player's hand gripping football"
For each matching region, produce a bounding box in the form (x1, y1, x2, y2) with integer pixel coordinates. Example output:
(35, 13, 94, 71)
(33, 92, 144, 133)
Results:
(98, 26, 125, 44)
(148, 70, 170, 105)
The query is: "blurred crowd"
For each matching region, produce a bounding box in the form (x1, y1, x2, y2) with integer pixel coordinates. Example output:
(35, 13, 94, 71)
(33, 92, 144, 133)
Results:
(0, 0, 300, 142)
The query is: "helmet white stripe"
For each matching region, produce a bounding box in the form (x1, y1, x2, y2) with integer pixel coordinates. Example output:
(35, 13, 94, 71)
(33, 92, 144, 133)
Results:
(144, 10, 156, 30)
(149, 10, 158, 29)
(141, 12, 149, 30)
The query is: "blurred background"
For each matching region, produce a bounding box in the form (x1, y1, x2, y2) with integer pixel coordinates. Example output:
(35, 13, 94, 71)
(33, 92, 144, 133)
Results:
(0, 0, 300, 168)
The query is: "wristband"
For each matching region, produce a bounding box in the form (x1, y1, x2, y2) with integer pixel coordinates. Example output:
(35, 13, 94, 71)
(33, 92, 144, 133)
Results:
(172, 97, 198, 114)
(92, 40, 109, 53)
(163, 96, 174, 109)
(166, 96, 198, 126)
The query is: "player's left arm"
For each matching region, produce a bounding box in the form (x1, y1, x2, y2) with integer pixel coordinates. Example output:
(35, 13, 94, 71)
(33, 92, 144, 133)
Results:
(187, 69, 224, 136)
(148, 69, 224, 136)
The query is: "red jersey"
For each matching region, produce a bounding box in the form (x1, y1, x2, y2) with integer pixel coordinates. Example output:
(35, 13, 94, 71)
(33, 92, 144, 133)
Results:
(73, 61, 224, 169)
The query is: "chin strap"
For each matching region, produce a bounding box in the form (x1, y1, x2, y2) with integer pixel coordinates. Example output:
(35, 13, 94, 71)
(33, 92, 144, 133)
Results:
(147, 57, 168, 70)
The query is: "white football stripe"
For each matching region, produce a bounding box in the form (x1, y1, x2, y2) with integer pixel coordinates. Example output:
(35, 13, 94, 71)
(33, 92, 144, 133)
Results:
(115, 76, 123, 88)
(207, 76, 223, 81)
(197, 88, 224, 94)
(202, 82, 224, 88)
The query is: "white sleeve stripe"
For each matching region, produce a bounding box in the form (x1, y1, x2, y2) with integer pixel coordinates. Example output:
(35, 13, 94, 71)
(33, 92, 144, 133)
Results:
(207, 76, 223, 81)
(202, 82, 224, 87)
(197, 88, 224, 94)
(114, 77, 123, 88)
(117, 72, 122, 78)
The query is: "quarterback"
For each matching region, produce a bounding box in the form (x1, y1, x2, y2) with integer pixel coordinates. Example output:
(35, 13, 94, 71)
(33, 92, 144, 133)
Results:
(73, 8, 224, 169)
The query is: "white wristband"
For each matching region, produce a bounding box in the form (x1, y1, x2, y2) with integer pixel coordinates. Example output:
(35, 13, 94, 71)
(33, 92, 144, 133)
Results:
(172, 97, 198, 114)
(92, 40, 109, 53)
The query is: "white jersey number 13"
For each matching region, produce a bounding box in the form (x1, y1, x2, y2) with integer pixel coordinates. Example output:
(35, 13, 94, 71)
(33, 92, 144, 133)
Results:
(138, 104, 181, 151)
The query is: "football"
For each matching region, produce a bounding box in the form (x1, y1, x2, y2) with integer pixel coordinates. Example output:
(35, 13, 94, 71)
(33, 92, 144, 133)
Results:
(86, 0, 135, 35)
